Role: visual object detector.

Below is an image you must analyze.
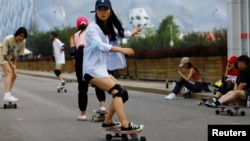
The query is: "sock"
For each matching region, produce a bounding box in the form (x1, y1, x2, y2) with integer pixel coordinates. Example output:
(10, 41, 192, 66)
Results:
(4, 92, 11, 96)
(212, 97, 217, 102)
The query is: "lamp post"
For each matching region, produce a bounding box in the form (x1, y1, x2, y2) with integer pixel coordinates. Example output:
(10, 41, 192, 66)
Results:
(53, 10, 56, 28)
(60, 7, 65, 29)
(212, 8, 218, 30)
(169, 24, 174, 47)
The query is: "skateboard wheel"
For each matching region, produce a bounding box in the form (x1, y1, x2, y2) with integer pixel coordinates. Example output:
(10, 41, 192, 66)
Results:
(92, 115, 98, 122)
(105, 134, 112, 140)
(57, 89, 60, 92)
(240, 111, 245, 116)
(228, 110, 233, 116)
(140, 136, 146, 141)
(215, 109, 220, 115)
(64, 89, 67, 92)
(13, 104, 17, 109)
(3, 104, 7, 109)
(121, 134, 128, 141)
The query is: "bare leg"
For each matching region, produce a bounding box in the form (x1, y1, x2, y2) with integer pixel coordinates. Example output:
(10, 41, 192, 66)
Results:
(90, 77, 129, 128)
(1, 64, 14, 92)
(219, 90, 246, 105)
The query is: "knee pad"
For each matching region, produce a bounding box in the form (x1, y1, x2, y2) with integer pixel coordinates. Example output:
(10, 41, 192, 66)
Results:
(54, 70, 61, 77)
(109, 84, 129, 103)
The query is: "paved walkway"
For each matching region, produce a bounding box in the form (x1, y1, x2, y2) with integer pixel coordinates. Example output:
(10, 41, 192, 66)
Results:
(16, 69, 213, 99)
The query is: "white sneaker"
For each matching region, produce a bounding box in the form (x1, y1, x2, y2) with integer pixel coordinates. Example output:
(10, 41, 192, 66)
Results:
(164, 93, 176, 100)
(99, 106, 106, 112)
(4, 94, 18, 102)
(77, 115, 87, 121)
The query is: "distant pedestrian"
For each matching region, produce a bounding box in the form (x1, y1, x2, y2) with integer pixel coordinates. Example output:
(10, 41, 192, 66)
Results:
(0, 27, 28, 102)
(165, 57, 204, 100)
(205, 55, 239, 105)
(205, 55, 250, 107)
(50, 31, 66, 87)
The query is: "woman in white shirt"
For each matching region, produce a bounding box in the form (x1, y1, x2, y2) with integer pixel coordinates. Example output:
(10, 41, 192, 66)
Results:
(83, 0, 143, 133)
(50, 32, 66, 87)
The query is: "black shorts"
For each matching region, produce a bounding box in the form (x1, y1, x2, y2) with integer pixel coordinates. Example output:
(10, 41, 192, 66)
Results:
(84, 74, 93, 82)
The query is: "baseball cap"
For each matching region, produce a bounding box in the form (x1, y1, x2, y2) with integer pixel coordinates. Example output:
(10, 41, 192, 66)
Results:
(50, 31, 58, 36)
(179, 57, 190, 67)
(76, 16, 89, 28)
(228, 56, 238, 63)
(91, 0, 112, 13)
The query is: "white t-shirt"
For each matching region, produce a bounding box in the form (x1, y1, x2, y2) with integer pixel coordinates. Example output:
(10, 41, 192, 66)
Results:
(52, 38, 65, 64)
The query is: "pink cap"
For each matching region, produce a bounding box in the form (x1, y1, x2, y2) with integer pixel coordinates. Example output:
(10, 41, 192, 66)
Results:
(76, 16, 89, 28)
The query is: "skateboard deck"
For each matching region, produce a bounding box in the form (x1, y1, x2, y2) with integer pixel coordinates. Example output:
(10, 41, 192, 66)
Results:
(57, 86, 67, 92)
(197, 97, 212, 105)
(215, 105, 245, 116)
(3, 101, 17, 109)
(92, 110, 107, 122)
(105, 127, 146, 141)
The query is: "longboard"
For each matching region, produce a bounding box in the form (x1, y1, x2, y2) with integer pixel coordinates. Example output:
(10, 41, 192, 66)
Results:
(105, 127, 146, 141)
(92, 110, 107, 122)
(215, 105, 245, 116)
(57, 86, 67, 92)
(3, 101, 17, 109)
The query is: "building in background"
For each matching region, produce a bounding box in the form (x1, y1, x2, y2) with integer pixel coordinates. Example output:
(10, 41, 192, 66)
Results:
(227, 0, 250, 57)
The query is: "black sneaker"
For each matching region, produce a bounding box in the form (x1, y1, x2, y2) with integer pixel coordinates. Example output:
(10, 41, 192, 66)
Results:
(102, 122, 121, 129)
(121, 122, 144, 134)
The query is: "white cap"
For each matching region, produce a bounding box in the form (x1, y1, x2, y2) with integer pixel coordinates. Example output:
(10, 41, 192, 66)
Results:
(179, 57, 190, 67)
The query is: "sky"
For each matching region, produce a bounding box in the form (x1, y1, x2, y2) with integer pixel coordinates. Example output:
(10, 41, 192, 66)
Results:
(0, 0, 227, 40)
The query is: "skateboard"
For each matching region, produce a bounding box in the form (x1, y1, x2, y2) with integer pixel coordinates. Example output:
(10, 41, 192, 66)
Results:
(197, 97, 212, 105)
(215, 105, 245, 116)
(57, 86, 67, 93)
(105, 127, 146, 141)
(182, 91, 191, 99)
(92, 110, 107, 122)
(3, 101, 17, 109)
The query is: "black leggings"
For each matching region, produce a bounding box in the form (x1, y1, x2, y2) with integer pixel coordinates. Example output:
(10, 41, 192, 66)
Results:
(75, 46, 88, 111)
(76, 46, 105, 111)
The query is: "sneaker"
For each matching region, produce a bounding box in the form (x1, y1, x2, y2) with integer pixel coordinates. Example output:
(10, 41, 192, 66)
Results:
(102, 121, 121, 129)
(165, 93, 176, 100)
(3, 94, 18, 102)
(121, 122, 144, 134)
(60, 82, 65, 86)
(77, 115, 87, 121)
(205, 100, 219, 108)
(99, 106, 106, 112)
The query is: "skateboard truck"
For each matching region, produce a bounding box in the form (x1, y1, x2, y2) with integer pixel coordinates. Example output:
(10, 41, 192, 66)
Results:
(92, 110, 107, 122)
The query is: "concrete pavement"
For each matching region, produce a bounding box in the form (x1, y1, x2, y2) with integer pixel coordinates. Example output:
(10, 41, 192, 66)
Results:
(16, 69, 213, 99)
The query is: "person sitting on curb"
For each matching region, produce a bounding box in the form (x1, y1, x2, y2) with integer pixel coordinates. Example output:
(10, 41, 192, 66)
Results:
(205, 55, 239, 105)
(205, 55, 250, 107)
(165, 57, 204, 100)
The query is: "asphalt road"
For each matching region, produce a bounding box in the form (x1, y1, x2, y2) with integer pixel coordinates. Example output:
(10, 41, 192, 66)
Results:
(0, 74, 250, 141)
